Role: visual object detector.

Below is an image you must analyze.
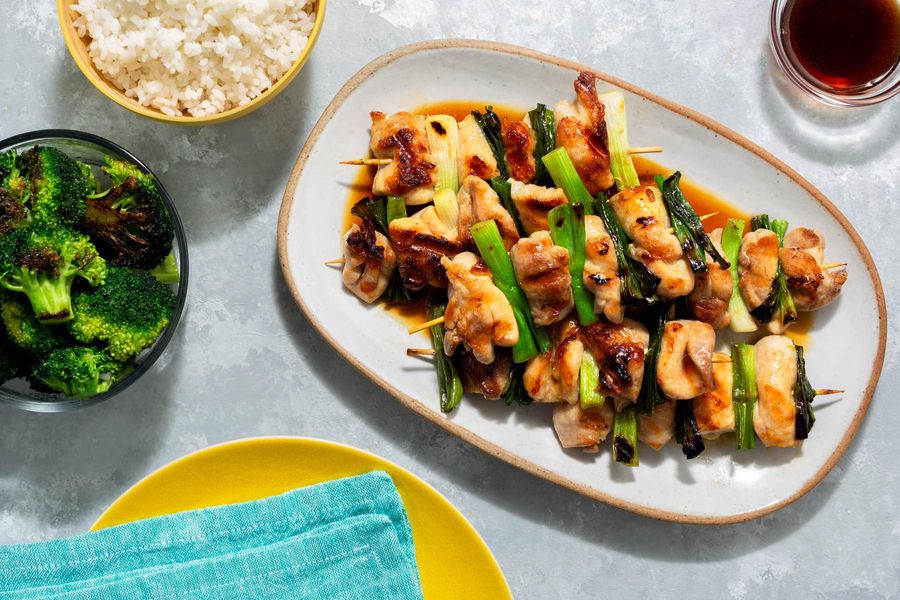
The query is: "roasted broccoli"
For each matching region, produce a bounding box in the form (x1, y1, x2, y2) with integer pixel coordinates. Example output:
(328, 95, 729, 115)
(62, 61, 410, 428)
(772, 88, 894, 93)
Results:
(150, 251, 179, 283)
(69, 265, 175, 360)
(21, 146, 95, 228)
(0, 328, 25, 384)
(83, 158, 174, 269)
(31, 346, 125, 398)
(0, 293, 69, 355)
(0, 223, 107, 324)
(0, 151, 32, 235)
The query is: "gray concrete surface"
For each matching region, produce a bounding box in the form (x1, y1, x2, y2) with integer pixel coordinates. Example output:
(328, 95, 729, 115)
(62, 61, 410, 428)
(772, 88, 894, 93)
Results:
(1, 1, 898, 597)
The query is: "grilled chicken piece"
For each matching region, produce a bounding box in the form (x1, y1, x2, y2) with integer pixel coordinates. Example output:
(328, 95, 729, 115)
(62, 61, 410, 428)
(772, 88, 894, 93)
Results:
(370, 111, 436, 205)
(553, 400, 615, 451)
(780, 227, 847, 311)
(523, 319, 583, 404)
(389, 205, 459, 290)
(738, 229, 779, 311)
(656, 320, 715, 400)
(583, 215, 624, 323)
(637, 398, 676, 450)
(753, 335, 798, 448)
(688, 228, 732, 329)
(581, 318, 648, 404)
(692, 352, 734, 439)
(457, 347, 514, 400)
(341, 220, 397, 303)
(609, 185, 694, 299)
(442, 252, 519, 364)
(458, 113, 499, 182)
(502, 116, 536, 183)
(554, 71, 614, 194)
(457, 175, 520, 250)
(510, 231, 574, 326)
(509, 180, 568, 234)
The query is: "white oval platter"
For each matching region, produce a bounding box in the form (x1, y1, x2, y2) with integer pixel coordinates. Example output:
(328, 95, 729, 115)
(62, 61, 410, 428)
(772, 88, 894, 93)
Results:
(277, 40, 886, 523)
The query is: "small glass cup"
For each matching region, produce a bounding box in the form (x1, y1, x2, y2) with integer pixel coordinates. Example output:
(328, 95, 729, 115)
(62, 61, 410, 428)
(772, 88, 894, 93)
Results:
(0, 130, 189, 412)
(770, 0, 900, 107)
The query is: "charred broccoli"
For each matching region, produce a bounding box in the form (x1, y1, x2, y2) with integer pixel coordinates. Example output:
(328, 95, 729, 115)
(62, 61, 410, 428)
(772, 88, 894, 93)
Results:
(31, 346, 125, 398)
(21, 146, 95, 228)
(0, 293, 69, 355)
(0, 327, 25, 384)
(83, 158, 174, 269)
(0, 223, 107, 324)
(69, 265, 175, 360)
(0, 150, 31, 235)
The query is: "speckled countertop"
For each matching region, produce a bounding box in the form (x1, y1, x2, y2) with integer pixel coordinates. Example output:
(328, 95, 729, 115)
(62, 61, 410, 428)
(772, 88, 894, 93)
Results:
(1, 1, 898, 598)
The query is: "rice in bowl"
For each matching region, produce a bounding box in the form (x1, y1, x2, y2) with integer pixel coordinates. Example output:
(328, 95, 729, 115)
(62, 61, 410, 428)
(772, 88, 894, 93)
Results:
(71, 0, 315, 117)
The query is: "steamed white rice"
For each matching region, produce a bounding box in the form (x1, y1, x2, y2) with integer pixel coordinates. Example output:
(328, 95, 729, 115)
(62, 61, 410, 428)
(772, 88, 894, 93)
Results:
(72, 0, 315, 117)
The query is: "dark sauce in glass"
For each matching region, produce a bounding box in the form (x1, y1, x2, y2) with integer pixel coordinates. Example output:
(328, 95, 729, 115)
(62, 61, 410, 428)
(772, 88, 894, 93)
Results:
(785, 0, 900, 91)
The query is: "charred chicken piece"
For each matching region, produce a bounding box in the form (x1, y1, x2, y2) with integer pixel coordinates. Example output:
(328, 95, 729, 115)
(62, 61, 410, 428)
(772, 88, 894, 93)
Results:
(688, 228, 732, 329)
(753, 335, 799, 448)
(553, 400, 615, 451)
(523, 319, 583, 404)
(370, 111, 436, 206)
(656, 320, 715, 400)
(509, 180, 568, 235)
(510, 231, 574, 327)
(458, 113, 499, 182)
(692, 352, 735, 439)
(637, 398, 676, 450)
(341, 220, 397, 303)
(456, 346, 514, 400)
(583, 214, 624, 323)
(554, 71, 615, 194)
(389, 205, 459, 290)
(780, 227, 847, 311)
(442, 252, 518, 364)
(581, 318, 649, 405)
(502, 116, 536, 183)
(456, 175, 520, 251)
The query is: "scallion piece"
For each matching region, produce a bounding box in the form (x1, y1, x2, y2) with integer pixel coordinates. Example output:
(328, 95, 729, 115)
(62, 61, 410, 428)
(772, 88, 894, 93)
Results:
(547, 203, 597, 325)
(383, 196, 413, 304)
(793, 345, 816, 440)
(579, 350, 603, 410)
(425, 115, 460, 194)
(472, 107, 507, 179)
(386, 195, 407, 224)
(542, 147, 594, 214)
(469, 219, 550, 362)
(731, 342, 758, 450)
(351, 196, 390, 235)
(428, 302, 463, 413)
(528, 103, 556, 187)
(598, 91, 640, 190)
(613, 405, 639, 466)
(432, 188, 458, 233)
(749, 215, 798, 328)
(595, 192, 659, 307)
(675, 400, 706, 459)
(657, 172, 730, 271)
(721, 218, 757, 332)
(502, 366, 531, 406)
(636, 303, 666, 414)
(489, 176, 526, 236)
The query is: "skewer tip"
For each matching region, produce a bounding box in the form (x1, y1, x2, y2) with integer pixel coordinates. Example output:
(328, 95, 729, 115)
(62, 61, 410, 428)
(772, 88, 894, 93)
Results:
(407, 315, 445, 335)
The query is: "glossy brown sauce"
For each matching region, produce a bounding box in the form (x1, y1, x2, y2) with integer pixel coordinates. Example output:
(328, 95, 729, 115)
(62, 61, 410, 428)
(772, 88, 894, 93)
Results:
(342, 102, 814, 343)
(785, 0, 900, 91)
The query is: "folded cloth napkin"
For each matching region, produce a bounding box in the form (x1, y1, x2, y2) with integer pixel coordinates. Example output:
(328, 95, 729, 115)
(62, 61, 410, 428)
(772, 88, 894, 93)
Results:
(0, 471, 423, 599)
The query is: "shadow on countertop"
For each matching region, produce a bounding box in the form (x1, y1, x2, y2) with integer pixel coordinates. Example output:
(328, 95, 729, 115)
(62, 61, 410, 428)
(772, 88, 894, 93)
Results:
(271, 256, 853, 564)
(0, 328, 184, 541)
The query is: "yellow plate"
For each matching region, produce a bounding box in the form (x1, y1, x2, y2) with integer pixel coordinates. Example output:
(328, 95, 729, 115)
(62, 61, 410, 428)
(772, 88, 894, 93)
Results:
(92, 437, 511, 599)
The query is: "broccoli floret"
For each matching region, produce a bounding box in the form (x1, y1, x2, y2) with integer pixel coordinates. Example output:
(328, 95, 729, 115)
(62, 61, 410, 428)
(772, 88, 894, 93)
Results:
(82, 158, 174, 269)
(150, 251, 179, 284)
(22, 146, 95, 228)
(69, 265, 175, 361)
(31, 346, 125, 398)
(0, 293, 69, 355)
(0, 223, 107, 324)
(0, 151, 32, 235)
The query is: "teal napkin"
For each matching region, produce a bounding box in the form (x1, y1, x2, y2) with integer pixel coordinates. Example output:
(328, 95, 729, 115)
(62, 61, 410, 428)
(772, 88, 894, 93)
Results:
(0, 471, 423, 599)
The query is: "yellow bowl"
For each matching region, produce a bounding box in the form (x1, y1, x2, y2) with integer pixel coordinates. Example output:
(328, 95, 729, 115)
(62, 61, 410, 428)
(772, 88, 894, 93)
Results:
(57, 0, 327, 125)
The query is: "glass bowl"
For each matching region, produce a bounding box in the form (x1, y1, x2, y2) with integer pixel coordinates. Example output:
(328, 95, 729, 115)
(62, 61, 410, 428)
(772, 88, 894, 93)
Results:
(0, 130, 189, 412)
(770, 0, 900, 107)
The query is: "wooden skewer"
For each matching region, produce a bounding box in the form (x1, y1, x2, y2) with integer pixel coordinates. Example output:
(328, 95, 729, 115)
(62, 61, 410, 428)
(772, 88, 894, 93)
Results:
(328, 210, 717, 266)
(815, 389, 844, 395)
(821, 262, 847, 270)
(408, 316, 445, 334)
(342, 147, 664, 167)
(628, 146, 663, 154)
(406, 348, 436, 356)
